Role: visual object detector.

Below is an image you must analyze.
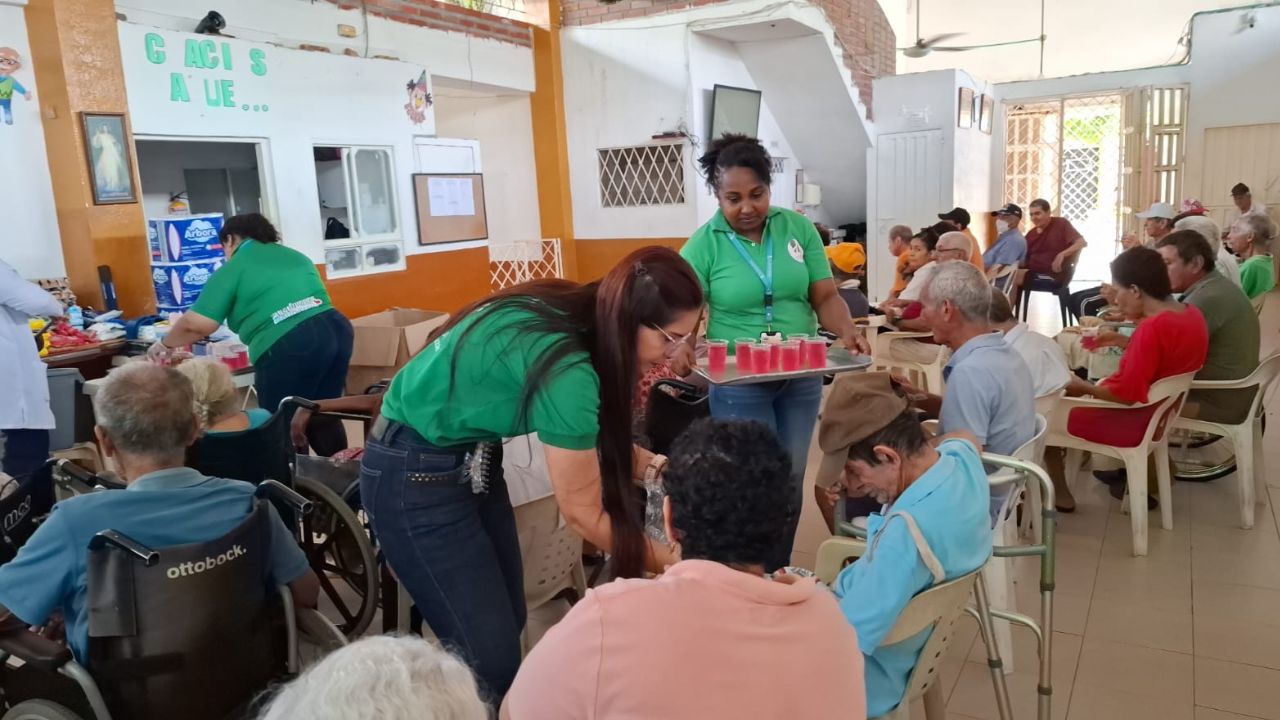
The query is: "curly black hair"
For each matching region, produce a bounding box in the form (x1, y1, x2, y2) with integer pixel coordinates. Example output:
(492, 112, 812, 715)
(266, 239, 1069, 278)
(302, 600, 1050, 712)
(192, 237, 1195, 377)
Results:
(663, 418, 795, 567)
(697, 134, 772, 194)
(912, 227, 941, 253)
(219, 212, 281, 245)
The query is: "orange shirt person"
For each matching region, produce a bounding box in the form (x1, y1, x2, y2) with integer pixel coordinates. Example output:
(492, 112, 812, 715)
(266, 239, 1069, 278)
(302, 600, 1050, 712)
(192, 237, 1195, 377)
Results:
(887, 224, 915, 298)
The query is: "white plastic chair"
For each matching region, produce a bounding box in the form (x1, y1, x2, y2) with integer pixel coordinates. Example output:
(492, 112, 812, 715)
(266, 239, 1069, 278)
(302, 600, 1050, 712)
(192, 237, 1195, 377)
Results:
(1171, 352, 1280, 529)
(514, 494, 587, 650)
(1021, 391, 1063, 541)
(1250, 292, 1266, 316)
(816, 537, 991, 720)
(873, 330, 946, 393)
(1045, 371, 1197, 556)
(989, 264, 1018, 303)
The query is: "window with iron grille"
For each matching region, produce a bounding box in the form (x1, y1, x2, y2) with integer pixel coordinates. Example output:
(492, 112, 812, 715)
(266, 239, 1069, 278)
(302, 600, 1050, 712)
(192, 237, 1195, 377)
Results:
(598, 143, 686, 208)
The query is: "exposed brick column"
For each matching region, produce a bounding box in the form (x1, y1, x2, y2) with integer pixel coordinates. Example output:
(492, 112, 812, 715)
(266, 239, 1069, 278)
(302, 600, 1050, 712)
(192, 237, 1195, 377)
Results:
(322, 0, 534, 46)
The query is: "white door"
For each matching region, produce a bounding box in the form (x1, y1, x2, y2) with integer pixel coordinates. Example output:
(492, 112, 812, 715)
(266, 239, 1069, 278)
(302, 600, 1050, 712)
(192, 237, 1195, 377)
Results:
(1201, 123, 1280, 229)
(870, 130, 943, 301)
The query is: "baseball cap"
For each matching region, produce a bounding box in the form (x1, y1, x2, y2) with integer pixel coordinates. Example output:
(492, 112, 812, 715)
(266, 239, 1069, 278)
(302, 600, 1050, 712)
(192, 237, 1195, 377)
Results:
(813, 372, 912, 489)
(937, 207, 971, 226)
(825, 242, 866, 274)
(990, 203, 1023, 219)
(1135, 202, 1176, 220)
(1231, 182, 1251, 197)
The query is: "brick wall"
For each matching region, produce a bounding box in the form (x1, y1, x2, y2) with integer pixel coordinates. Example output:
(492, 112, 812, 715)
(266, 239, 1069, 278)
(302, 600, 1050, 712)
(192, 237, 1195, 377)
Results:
(560, 0, 895, 111)
(324, 0, 533, 47)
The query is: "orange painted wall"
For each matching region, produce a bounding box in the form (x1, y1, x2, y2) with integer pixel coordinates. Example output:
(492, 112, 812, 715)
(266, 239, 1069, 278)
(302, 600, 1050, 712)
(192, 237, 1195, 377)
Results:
(576, 238, 685, 281)
(26, 0, 154, 315)
(321, 248, 493, 318)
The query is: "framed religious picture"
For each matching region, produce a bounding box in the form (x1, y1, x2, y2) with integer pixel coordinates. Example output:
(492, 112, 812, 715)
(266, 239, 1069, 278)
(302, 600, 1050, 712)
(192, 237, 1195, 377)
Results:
(958, 87, 975, 129)
(81, 112, 137, 205)
(979, 94, 995, 134)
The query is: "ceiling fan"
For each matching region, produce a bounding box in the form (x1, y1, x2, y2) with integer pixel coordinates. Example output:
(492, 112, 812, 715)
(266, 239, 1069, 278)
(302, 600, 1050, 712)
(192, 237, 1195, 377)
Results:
(899, 0, 1047, 63)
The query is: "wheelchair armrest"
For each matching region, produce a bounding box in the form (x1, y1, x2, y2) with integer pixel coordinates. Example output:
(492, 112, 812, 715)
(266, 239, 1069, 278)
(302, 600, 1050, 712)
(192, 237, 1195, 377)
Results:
(257, 479, 313, 517)
(54, 458, 122, 493)
(0, 614, 73, 673)
(88, 530, 160, 566)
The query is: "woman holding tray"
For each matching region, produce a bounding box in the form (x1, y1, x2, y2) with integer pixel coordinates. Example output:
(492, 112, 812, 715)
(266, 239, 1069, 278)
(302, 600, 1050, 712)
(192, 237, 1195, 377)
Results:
(681, 134, 866, 571)
(359, 246, 703, 701)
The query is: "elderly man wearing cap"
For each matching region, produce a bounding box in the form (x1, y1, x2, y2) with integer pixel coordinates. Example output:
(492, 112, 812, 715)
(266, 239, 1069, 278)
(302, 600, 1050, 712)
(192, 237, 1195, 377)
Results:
(815, 372, 992, 719)
(1231, 182, 1268, 223)
(983, 203, 1027, 278)
(937, 207, 985, 272)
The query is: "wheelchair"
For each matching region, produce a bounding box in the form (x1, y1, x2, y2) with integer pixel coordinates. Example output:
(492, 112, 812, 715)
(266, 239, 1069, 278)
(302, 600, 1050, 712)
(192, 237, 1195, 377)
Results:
(0, 467, 345, 720)
(186, 397, 378, 639)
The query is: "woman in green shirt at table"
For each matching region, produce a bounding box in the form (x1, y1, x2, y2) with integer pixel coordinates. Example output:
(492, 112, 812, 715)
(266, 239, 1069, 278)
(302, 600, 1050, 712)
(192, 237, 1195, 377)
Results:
(359, 246, 703, 701)
(1226, 213, 1276, 300)
(152, 214, 353, 455)
(681, 134, 866, 571)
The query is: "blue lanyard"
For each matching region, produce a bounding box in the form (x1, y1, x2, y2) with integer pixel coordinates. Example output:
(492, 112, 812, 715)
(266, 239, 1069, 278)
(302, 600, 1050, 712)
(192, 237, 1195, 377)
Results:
(725, 231, 774, 330)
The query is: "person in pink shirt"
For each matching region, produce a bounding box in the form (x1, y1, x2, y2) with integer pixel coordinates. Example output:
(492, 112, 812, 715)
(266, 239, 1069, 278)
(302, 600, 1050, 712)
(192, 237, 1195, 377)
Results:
(502, 418, 865, 720)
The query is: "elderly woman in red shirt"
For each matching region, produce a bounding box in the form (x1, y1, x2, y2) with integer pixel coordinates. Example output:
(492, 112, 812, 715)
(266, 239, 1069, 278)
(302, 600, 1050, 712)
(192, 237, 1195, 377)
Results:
(1045, 246, 1208, 509)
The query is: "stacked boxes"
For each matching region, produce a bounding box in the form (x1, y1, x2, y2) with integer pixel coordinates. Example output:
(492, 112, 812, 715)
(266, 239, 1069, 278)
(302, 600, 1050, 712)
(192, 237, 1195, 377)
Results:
(148, 214, 225, 313)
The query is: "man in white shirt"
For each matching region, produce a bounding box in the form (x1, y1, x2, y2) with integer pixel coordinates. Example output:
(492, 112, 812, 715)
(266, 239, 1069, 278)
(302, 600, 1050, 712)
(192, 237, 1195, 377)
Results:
(0, 260, 64, 476)
(1231, 182, 1268, 221)
(987, 288, 1070, 397)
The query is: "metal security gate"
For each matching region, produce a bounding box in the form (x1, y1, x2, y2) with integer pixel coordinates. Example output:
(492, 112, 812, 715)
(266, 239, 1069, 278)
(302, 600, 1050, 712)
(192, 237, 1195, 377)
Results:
(1003, 88, 1185, 283)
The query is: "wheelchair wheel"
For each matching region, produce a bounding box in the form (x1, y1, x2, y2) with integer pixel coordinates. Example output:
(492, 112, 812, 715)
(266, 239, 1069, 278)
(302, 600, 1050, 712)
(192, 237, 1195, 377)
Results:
(294, 476, 379, 639)
(1169, 429, 1236, 483)
(2, 700, 85, 720)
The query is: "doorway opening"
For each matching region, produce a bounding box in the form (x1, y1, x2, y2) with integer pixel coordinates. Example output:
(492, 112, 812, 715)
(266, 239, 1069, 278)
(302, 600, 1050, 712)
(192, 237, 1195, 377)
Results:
(135, 138, 270, 224)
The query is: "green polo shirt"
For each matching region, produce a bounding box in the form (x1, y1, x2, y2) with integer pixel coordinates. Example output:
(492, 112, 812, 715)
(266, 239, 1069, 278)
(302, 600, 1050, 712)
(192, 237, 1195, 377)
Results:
(1239, 254, 1275, 300)
(1181, 271, 1260, 424)
(681, 207, 831, 346)
(190, 239, 333, 362)
(379, 305, 600, 450)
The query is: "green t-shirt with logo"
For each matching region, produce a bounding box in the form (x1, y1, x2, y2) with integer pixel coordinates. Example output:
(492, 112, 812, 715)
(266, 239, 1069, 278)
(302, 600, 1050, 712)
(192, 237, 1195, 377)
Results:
(379, 305, 601, 451)
(680, 207, 832, 346)
(1239, 254, 1275, 300)
(190, 239, 334, 362)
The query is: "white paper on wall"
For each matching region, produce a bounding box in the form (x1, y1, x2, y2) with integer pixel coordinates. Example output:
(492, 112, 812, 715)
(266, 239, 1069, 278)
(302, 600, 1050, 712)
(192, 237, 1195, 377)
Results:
(427, 177, 475, 217)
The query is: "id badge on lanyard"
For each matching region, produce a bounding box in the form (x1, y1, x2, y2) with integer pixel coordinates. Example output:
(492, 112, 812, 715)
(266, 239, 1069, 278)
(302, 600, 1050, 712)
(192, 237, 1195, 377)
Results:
(726, 232, 777, 340)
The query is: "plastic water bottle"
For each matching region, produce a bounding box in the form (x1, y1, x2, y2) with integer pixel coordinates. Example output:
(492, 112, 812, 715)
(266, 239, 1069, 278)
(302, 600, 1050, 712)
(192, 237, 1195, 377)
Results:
(67, 305, 84, 328)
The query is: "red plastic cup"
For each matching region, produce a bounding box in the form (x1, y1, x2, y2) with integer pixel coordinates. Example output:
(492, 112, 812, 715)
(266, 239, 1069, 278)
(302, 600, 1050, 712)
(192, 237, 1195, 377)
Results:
(706, 340, 728, 375)
(803, 338, 828, 369)
(766, 342, 781, 372)
(734, 338, 755, 373)
(751, 342, 771, 373)
(779, 341, 801, 371)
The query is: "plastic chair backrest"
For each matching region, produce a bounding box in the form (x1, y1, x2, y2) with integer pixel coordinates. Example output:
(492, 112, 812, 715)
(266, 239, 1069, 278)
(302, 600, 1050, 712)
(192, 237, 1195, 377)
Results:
(989, 265, 1016, 294)
(0, 463, 55, 565)
(86, 497, 288, 720)
(514, 495, 583, 611)
(1145, 371, 1198, 444)
(884, 570, 981, 711)
(1245, 352, 1280, 419)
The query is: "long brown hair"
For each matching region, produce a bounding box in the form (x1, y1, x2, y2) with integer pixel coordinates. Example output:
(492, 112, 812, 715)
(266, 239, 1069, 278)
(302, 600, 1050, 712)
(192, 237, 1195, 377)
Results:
(434, 247, 704, 577)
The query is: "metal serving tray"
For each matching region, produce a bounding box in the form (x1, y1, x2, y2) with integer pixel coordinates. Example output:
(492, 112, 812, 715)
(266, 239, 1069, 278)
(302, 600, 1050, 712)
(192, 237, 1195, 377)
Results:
(694, 345, 872, 386)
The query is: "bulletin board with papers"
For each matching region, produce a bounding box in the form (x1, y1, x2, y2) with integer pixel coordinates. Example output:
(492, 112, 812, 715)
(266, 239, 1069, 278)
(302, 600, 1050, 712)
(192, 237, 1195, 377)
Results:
(412, 173, 489, 245)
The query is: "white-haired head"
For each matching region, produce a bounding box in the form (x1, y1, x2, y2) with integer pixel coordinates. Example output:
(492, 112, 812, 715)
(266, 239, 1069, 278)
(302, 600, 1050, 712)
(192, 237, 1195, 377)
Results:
(922, 261, 991, 323)
(936, 231, 972, 261)
(258, 636, 488, 720)
(1174, 215, 1222, 254)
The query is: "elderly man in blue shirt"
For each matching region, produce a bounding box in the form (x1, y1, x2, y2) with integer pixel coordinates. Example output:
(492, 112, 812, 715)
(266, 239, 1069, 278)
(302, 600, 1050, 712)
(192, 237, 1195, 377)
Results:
(983, 203, 1028, 281)
(814, 372, 992, 717)
(0, 362, 319, 700)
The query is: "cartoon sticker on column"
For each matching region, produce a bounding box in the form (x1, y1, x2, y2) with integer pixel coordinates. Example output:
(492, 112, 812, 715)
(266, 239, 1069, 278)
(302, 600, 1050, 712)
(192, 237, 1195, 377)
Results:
(404, 70, 432, 125)
(0, 48, 33, 127)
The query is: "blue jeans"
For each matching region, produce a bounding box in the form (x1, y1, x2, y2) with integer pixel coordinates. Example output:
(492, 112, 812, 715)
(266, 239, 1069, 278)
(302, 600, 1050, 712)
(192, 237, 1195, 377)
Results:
(359, 422, 524, 702)
(709, 376, 823, 570)
(255, 309, 353, 456)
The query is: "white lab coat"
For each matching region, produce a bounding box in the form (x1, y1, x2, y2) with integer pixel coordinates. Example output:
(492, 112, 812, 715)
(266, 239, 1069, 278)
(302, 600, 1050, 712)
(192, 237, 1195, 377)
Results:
(0, 261, 63, 430)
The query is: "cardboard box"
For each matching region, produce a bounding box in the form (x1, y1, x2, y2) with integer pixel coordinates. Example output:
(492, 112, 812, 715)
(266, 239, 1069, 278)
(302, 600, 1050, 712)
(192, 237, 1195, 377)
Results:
(346, 308, 450, 394)
(147, 214, 225, 263)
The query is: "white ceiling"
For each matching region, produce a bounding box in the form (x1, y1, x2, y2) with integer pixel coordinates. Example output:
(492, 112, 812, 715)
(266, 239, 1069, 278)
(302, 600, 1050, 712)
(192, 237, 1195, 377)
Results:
(879, 0, 1264, 83)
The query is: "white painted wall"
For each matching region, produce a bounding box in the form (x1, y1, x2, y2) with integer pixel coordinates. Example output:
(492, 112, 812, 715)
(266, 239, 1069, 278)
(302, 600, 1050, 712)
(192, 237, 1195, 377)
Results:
(114, 0, 535, 91)
(135, 140, 260, 220)
(887, 0, 1247, 83)
(952, 70, 996, 239)
(561, 24, 699, 239)
(0, 1, 64, 279)
(433, 87, 542, 247)
(687, 33, 798, 224)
